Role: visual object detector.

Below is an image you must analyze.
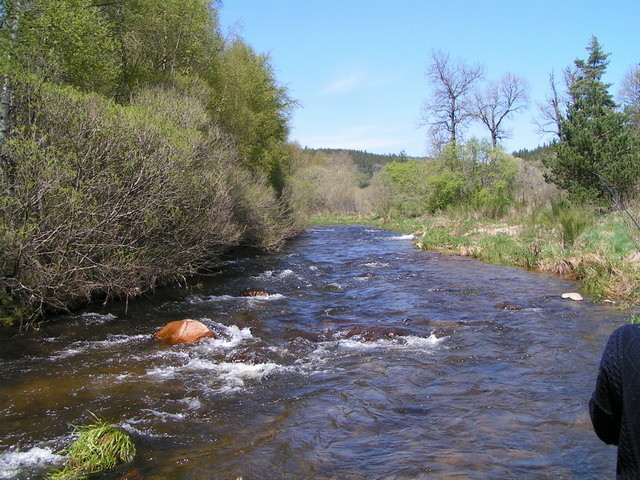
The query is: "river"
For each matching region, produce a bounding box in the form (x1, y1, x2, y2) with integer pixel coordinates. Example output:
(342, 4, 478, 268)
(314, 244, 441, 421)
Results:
(0, 225, 627, 479)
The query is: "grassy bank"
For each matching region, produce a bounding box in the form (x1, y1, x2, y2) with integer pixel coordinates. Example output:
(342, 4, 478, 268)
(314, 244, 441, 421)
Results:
(310, 211, 640, 306)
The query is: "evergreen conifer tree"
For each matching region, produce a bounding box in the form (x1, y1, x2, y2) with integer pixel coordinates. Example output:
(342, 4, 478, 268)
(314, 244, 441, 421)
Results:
(545, 37, 640, 203)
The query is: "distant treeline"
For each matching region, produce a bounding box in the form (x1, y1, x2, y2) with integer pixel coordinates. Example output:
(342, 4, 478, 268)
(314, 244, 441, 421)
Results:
(511, 145, 554, 163)
(308, 148, 428, 178)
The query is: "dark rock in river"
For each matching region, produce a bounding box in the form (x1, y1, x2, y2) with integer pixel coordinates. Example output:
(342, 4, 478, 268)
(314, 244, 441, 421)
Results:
(282, 328, 323, 342)
(495, 302, 524, 311)
(155, 319, 215, 344)
(344, 325, 410, 342)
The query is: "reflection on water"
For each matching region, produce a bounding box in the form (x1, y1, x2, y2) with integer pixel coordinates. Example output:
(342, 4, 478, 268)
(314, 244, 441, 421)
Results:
(0, 225, 626, 479)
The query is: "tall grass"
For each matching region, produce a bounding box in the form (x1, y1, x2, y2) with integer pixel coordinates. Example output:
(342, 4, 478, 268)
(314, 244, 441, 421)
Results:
(557, 208, 594, 249)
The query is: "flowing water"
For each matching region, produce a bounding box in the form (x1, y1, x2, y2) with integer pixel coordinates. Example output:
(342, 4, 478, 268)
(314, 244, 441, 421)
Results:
(0, 225, 628, 479)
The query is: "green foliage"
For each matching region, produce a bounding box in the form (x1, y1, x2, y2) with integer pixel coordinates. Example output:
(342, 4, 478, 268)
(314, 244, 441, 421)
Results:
(209, 38, 294, 186)
(382, 160, 432, 216)
(47, 414, 135, 480)
(102, 0, 221, 96)
(557, 210, 592, 248)
(18, 0, 118, 93)
(415, 207, 639, 305)
(370, 139, 518, 219)
(427, 169, 465, 213)
(628, 313, 640, 324)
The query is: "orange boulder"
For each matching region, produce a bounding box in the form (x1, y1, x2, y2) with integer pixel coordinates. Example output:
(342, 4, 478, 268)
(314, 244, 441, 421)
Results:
(154, 319, 215, 344)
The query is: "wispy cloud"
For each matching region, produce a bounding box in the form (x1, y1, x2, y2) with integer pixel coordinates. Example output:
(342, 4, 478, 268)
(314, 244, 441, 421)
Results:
(299, 124, 411, 152)
(321, 70, 366, 95)
(321, 68, 404, 95)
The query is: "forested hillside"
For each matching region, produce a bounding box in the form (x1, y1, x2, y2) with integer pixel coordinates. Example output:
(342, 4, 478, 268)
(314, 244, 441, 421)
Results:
(312, 148, 427, 178)
(0, 0, 300, 328)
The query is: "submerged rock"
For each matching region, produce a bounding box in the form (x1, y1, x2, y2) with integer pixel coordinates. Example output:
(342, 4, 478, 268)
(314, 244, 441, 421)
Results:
(155, 319, 215, 344)
(241, 290, 269, 297)
(495, 302, 524, 311)
(343, 325, 409, 342)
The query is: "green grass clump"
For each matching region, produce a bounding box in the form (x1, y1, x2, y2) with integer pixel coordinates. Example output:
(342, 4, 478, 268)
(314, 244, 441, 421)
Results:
(47, 415, 135, 480)
(477, 233, 541, 270)
(418, 225, 468, 251)
(628, 313, 640, 324)
(557, 207, 593, 249)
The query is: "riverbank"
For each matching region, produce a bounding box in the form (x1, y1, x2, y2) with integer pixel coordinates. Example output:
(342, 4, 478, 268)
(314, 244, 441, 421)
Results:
(310, 212, 640, 307)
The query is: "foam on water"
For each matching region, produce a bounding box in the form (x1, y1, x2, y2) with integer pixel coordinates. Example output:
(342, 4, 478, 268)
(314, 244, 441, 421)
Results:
(317, 334, 444, 355)
(246, 293, 285, 302)
(141, 409, 186, 422)
(253, 269, 296, 280)
(145, 365, 179, 378)
(205, 322, 256, 349)
(178, 396, 203, 410)
(80, 312, 117, 325)
(210, 361, 288, 392)
(49, 348, 84, 360)
(0, 446, 64, 479)
(187, 293, 285, 304)
(390, 234, 415, 240)
(121, 422, 174, 439)
(86, 334, 149, 348)
(145, 358, 292, 393)
(186, 294, 235, 304)
(362, 262, 390, 268)
(49, 333, 149, 360)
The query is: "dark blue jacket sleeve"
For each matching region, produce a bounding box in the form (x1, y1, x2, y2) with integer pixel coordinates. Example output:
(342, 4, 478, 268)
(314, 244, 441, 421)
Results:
(590, 327, 623, 445)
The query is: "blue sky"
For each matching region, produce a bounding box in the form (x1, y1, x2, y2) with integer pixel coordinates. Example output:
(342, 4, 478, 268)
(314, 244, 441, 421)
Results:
(219, 1, 640, 156)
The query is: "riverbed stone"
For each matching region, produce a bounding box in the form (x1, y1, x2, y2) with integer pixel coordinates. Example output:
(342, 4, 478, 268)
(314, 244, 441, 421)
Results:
(154, 319, 215, 344)
(344, 325, 409, 342)
(561, 292, 584, 301)
(242, 290, 269, 297)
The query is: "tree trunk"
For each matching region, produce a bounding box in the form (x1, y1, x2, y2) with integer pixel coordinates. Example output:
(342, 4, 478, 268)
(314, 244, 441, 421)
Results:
(0, 0, 20, 148)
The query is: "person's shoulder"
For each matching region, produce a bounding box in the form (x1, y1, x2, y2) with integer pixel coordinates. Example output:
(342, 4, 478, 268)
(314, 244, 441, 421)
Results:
(612, 323, 640, 338)
(608, 323, 640, 349)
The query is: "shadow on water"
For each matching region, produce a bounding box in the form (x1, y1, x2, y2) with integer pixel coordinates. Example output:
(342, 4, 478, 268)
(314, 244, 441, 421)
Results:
(0, 225, 627, 479)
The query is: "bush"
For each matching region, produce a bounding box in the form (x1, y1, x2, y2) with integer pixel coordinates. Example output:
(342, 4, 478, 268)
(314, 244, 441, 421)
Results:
(0, 78, 297, 327)
(283, 148, 368, 216)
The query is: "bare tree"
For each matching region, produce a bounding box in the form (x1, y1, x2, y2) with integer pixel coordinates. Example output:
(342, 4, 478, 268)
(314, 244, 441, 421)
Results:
(473, 73, 529, 148)
(619, 64, 640, 129)
(535, 70, 573, 142)
(420, 50, 484, 151)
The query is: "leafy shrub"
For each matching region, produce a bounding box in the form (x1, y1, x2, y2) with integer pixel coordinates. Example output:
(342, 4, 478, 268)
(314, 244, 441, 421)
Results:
(0, 78, 297, 326)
